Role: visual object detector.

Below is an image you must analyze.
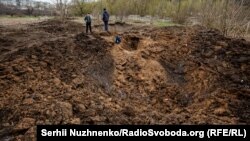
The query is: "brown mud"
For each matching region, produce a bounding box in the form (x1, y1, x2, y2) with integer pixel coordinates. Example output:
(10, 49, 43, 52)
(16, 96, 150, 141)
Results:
(0, 19, 249, 140)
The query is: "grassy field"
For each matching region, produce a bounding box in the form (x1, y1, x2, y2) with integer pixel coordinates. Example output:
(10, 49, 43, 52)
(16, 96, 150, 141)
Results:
(73, 16, 179, 27)
(153, 20, 179, 27)
(0, 16, 51, 27)
(1, 16, 249, 41)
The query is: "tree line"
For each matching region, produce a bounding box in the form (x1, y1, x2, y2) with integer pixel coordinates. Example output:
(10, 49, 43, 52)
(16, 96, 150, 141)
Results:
(0, 0, 54, 16)
(0, 0, 249, 37)
(70, 0, 249, 36)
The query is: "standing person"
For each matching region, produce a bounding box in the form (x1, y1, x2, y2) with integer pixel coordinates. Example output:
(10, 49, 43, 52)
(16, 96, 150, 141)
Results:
(84, 13, 92, 34)
(102, 8, 110, 32)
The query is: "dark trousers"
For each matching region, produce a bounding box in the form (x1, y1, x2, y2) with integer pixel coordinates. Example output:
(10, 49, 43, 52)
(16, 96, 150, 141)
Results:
(86, 22, 92, 33)
(104, 21, 108, 31)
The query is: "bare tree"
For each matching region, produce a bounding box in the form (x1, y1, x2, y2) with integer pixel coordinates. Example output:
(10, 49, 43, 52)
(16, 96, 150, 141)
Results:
(54, 0, 69, 20)
(72, 0, 85, 15)
(25, 0, 34, 15)
(16, 0, 21, 8)
(200, 0, 250, 37)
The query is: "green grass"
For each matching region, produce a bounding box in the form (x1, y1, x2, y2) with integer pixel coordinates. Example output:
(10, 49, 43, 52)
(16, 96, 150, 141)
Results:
(153, 21, 179, 27)
(132, 20, 146, 24)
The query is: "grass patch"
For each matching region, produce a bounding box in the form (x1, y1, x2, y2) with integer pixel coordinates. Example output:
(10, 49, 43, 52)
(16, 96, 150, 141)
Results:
(0, 15, 42, 19)
(153, 21, 179, 27)
(132, 20, 146, 24)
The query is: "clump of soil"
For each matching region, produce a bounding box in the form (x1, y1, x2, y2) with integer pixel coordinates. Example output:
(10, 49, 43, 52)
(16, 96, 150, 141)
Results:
(31, 19, 83, 34)
(0, 19, 249, 141)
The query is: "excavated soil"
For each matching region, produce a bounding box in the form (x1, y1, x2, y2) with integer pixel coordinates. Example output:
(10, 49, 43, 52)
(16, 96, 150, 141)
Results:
(0, 19, 249, 140)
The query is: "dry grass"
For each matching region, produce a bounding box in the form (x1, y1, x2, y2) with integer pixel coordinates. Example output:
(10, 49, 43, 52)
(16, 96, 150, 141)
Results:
(0, 16, 51, 27)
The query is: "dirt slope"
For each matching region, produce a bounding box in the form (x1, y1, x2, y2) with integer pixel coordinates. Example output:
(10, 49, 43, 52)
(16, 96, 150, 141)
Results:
(0, 19, 249, 140)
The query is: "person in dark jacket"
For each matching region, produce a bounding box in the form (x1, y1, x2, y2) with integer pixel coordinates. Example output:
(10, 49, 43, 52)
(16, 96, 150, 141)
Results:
(84, 13, 92, 33)
(102, 8, 110, 32)
(115, 35, 122, 44)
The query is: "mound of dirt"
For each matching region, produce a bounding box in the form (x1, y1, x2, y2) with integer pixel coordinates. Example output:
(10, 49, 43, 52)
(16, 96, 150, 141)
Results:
(31, 19, 83, 34)
(114, 26, 250, 124)
(0, 19, 249, 140)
